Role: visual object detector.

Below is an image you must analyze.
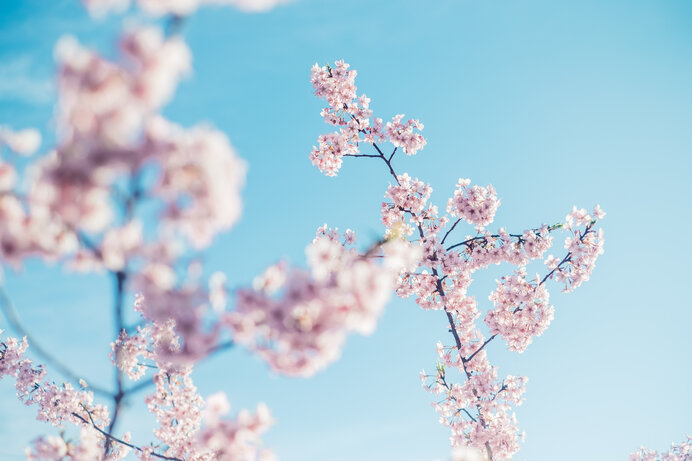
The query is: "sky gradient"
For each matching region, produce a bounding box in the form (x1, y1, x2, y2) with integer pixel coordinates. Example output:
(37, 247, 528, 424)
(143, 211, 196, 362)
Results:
(1, 0, 691, 460)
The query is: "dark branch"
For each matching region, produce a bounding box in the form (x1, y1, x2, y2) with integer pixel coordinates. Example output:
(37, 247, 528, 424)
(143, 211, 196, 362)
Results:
(464, 335, 497, 363)
(106, 270, 127, 452)
(440, 219, 462, 246)
(72, 407, 183, 461)
(124, 340, 236, 395)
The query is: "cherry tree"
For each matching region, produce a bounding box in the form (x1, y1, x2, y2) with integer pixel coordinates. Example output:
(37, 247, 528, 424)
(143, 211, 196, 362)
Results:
(0, 1, 688, 461)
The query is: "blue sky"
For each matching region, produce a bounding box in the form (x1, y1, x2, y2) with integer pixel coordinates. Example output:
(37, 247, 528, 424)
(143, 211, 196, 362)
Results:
(1, 0, 691, 460)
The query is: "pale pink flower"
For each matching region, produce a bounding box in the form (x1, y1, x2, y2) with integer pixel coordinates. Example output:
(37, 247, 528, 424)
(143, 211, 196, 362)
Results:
(0, 126, 41, 155)
(447, 179, 500, 228)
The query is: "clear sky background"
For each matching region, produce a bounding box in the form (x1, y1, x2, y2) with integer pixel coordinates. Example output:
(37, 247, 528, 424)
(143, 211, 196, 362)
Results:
(0, 0, 691, 460)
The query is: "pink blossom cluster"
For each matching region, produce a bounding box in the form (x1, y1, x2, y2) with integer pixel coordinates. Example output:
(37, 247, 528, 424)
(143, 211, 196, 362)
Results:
(33, 27, 245, 251)
(107, 298, 277, 460)
(408, 212, 598, 458)
(630, 437, 692, 461)
(128, 282, 219, 364)
(141, 369, 274, 461)
(0, 126, 79, 265)
(382, 174, 435, 235)
(0, 334, 109, 430)
(310, 60, 358, 122)
(394, 227, 555, 317)
(441, 226, 555, 275)
(0, 20, 621, 460)
(101, 221, 143, 271)
(309, 61, 425, 176)
(418, 293, 527, 461)
(485, 270, 555, 353)
(544, 206, 605, 292)
(227, 227, 411, 376)
(110, 316, 179, 380)
(421, 344, 528, 460)
(144, 116, 246, 248)
(13, 22, 248, 375)
(138, 340, 274, 460)
(0, 332, 122, 460)
(145, 370, 205, 458)
(386, 114, 426, 156)
(2, 25, 247, 288)
(25, 436, 68, 461)
(0, 187, 78, 266)
(3, 327, 273, 461)
(447, 179, 500, 228)
(26, 428, 132, 461)
(309, 61, 608, 459)
(396, 271, 442, 310)
(0, 126, 41, 156)
(198, 392, 275, 461)
(309, 132, 355, 177)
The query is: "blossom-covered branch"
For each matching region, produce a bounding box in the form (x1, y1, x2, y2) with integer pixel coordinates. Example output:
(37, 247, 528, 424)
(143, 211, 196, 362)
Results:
(309, 59, 606, 460)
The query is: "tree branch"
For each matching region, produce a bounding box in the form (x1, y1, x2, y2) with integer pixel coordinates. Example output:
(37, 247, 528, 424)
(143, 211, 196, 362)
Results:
(440, 219, 461, 246)
(106, 270, 127, 452)
(72, 407, 183, 461)
(446, 223, 562, 252)
(124, 340, 236, 395)
(372, 143, 400, 184)
(388, 147, 397, 163)
(0, 285, 112, 398)
(464, 335, 497, 363)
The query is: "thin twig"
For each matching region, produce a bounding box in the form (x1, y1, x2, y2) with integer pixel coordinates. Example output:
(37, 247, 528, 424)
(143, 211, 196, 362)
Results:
(106, 270, 127, 453)
(460, 408, 478, 422)
(0, 285, 112, 398)
(464, 335, 497, 363)
(367, 145, 494, 460)
(124, 340, 236, 395)
(72, 408, 183, 461)
(388, 147, 397, 163)
(446, 223, 562, 252)
(462, 222, 596, 363)
(440, 219, 461, 246)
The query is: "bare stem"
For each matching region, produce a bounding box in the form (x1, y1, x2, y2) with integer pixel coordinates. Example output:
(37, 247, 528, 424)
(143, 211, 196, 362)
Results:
(0, 285, 112, 397)
(388, 147, 397, 163)
(440, 219, 461, 246)
(464, 334, 497, 363)
(539, 222, 594, 286)
(106, 270, 127, 452)
(446, 223, 562, 252)
(372, 143, 400, 184)
(124, 340, 236, 395)
(343, 154, 380, 158)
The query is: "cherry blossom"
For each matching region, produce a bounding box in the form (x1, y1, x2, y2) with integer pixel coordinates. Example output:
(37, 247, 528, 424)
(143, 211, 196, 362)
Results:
(447, 179, 500, 228)
(0, 0, 630, 455)
(309, 61, 426, 177)
(630, 437, 692, 461)
(25, 435, 68, 460)
(309, 60, 608, 459)
(386, 114, 426, 156)
(0, 126, 41, 156)
(227, 228, 411, 376)
(485, 269, 554, 353)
